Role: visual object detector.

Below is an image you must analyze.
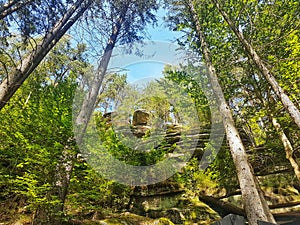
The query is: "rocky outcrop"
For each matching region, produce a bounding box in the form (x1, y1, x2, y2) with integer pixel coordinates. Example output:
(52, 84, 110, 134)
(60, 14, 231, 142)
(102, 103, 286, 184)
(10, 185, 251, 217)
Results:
(98, 213, 175, 225)
(128, 182, 220, 224)
(132, 109, 150, 126)
(101, 111, 300, 224)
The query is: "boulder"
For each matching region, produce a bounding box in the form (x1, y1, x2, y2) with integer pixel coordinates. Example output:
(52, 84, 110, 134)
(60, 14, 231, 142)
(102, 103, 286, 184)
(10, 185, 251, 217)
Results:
(131, 125, 151, 138)
(103, 111, 116, 125)
(103, 111, 131, 127)
(132, 109, 150, 126)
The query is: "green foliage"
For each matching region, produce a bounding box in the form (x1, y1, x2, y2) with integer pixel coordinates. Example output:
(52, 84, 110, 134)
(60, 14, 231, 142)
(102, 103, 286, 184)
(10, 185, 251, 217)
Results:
(0, 38, 90, 222)
(67, 161, 131, 214)
(174, 157, 218, 196)
(94, 113, 175, 167)
(163, 65, 211, 126)
(209, 147, 239, 195)
(1, 0, 299, 223)
(96, 73, 128, 113)
(0, 75, 76, 213)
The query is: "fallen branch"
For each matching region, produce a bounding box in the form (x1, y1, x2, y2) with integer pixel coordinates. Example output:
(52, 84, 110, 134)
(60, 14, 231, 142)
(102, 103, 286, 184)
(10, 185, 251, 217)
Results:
(269, 201, 300, 209)
(199, 194, 300, 218)
(198, 195, 246, 217)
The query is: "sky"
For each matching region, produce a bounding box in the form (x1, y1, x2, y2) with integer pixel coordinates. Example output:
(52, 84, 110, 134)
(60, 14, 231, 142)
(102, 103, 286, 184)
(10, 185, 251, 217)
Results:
(108, 7, 185, 84)
(145, 7, 180, 42)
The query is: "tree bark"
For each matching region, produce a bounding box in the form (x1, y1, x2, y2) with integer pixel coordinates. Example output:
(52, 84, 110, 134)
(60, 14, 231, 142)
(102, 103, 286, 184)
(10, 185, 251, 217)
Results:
(271, 116, 300, 180)
(211, 0, 300, 129)
(240, 82, 300, 181)
(75, 8, 127, 142)
(199, 194, 246, 217)
(39, 8, 128, 225)
(186, 1, 276, 224)
(200, 194, 300, 217)
(0, 0, 93, 110)
(0, 0, 33, 19)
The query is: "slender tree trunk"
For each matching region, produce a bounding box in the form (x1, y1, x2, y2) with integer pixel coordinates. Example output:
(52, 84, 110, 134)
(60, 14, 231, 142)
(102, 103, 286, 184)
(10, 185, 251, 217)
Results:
(0, 0, 92, 110)
(32, 141, 76, 225)
(243, 86, 300, 181)
(244, 86, 300, 180)
(271, 116, 300, 180)
(0, 0, 33, 19)
(186, 1, 275, 224)
(211, 0, 300, 129)
(26, 2, 93, 225)
(75, 11, 126, 142)
(39, 10, 127, 225)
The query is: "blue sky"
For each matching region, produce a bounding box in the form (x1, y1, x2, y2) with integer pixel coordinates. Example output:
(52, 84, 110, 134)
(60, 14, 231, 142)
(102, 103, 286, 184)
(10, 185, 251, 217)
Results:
(146, 7, 180, 42)
(108, 7, 184, 83)
(124, 62, 165, 82)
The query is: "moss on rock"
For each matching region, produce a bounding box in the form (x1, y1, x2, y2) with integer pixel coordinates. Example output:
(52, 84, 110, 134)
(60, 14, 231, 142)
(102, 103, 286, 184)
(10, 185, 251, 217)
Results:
(98, 213, 174, 225)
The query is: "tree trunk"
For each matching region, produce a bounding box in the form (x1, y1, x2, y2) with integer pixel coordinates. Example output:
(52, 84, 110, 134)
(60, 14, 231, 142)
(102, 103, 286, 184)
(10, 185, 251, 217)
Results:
(0, 0, 92, 110)
(75, 10, 126, 142)
(26, 2, 92, 225)
(240, 82, 300, 181)
(211, 0, 300, 129)
(199, 194, 246, 217)
(186, 1, 276, 224)
(271, 116, 300, 180)
(243, 82, 300, 181)
(0, 0, 33, 19)
(37, 9, 128, 225)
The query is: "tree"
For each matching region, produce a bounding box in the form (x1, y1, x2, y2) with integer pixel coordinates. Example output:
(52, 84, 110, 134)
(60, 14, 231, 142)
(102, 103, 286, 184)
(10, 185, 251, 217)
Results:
(163, 65, 212, 126)
(166, 0, 276, 224)
(55, 0, 158, 221)
(0, 37, 89, 224)
(225, 62, 300, 180)
(211, 0, 300, 129)
(0, 0, 93, 110)
(75, 0, 158, 142)
(271, 115, 300, 180)
(96, 73, 128, 113)
(203, 0, 300, 181)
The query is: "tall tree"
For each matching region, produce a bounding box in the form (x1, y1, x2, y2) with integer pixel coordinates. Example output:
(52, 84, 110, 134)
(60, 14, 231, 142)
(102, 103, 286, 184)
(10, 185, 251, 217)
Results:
(205, 0, 300, 180)
(0, 0, 93, 110)
(166, 0, 276, 224)
(211, 0, 300, 129)
(55, 1, 158, 223)
(230, 64, 300, 181)
(271, 115, 300, 180)
(75, 0, 158, 141)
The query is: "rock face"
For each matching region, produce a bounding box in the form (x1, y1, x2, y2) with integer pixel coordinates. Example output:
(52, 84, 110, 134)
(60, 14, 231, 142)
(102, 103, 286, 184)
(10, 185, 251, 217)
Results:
(99, 213, 175, 225)
(129, 183, 220, 224)
(132, 109, 150, 126)
(104, 110, 152, 138)
(101, 112, 220, 223)
(131, 125, 151, 138)
(131, 109, 151, 138)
